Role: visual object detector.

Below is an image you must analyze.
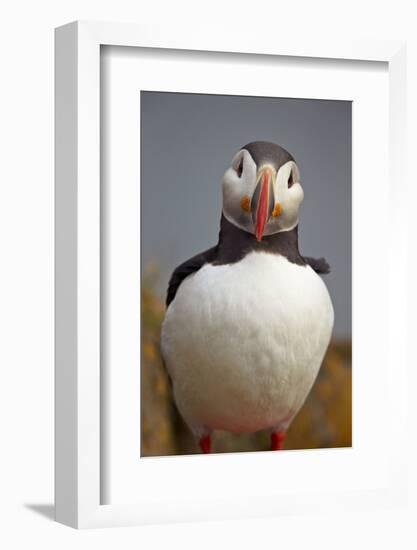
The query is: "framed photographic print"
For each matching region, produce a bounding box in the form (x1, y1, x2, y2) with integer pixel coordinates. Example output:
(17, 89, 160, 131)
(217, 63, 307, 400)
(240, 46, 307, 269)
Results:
(55, 21, 407, 528)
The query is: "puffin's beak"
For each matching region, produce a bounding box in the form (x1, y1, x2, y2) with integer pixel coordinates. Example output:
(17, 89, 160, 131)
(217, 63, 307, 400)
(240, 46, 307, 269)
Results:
(251, 166, 275, 241)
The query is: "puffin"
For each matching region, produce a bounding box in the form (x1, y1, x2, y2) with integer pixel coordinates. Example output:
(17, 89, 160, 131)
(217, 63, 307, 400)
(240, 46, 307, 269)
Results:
(160, 141, 334, 453)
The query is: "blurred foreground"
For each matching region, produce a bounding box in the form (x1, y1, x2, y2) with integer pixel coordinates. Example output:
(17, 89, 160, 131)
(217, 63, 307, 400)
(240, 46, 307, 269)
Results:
(141, 283, 352, 457)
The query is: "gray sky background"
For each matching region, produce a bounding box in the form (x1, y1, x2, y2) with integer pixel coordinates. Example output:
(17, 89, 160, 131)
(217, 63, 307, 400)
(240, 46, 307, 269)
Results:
(141, 92, 351, 339)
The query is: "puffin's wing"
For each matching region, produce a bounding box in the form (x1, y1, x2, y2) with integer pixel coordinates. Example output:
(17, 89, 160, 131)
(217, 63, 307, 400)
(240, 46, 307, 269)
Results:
(166, 246, 218, 306)
(303, 256, 330, 275)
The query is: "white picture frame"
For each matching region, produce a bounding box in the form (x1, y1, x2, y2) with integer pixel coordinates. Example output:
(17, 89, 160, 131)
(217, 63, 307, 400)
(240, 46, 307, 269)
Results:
(55, 21, 407, 529)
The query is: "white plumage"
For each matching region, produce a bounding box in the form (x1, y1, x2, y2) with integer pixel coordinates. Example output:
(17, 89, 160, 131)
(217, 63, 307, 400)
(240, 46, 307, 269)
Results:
(161, 250, 334, 437)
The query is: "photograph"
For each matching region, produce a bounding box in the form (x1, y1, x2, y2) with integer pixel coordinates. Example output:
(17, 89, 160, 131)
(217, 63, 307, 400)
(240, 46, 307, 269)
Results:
(140, 91, 352, 456)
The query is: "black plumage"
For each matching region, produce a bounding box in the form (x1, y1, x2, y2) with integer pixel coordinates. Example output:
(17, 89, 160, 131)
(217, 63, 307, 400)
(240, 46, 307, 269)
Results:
(166, 215, 330, 307)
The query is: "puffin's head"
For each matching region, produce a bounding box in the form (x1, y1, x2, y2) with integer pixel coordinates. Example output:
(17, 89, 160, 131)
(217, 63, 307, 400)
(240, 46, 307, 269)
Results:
(222, 141, 304, 240)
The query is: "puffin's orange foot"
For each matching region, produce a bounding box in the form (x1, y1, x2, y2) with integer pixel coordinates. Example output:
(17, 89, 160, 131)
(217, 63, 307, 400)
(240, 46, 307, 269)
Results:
(271, 430, 286, 451)
(199, 434, 212, 454)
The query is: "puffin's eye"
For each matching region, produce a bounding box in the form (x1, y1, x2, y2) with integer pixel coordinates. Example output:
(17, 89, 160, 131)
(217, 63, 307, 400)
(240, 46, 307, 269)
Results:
(235, 157, 243, 178)
(288, 170, 294, 188)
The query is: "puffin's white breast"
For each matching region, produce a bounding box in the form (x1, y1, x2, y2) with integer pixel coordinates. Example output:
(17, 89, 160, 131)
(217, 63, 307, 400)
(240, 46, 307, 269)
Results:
(161, 251, 334, 435)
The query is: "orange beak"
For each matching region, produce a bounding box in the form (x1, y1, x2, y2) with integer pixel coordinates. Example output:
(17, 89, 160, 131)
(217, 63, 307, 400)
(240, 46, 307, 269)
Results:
(252, 167, 274, 241)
